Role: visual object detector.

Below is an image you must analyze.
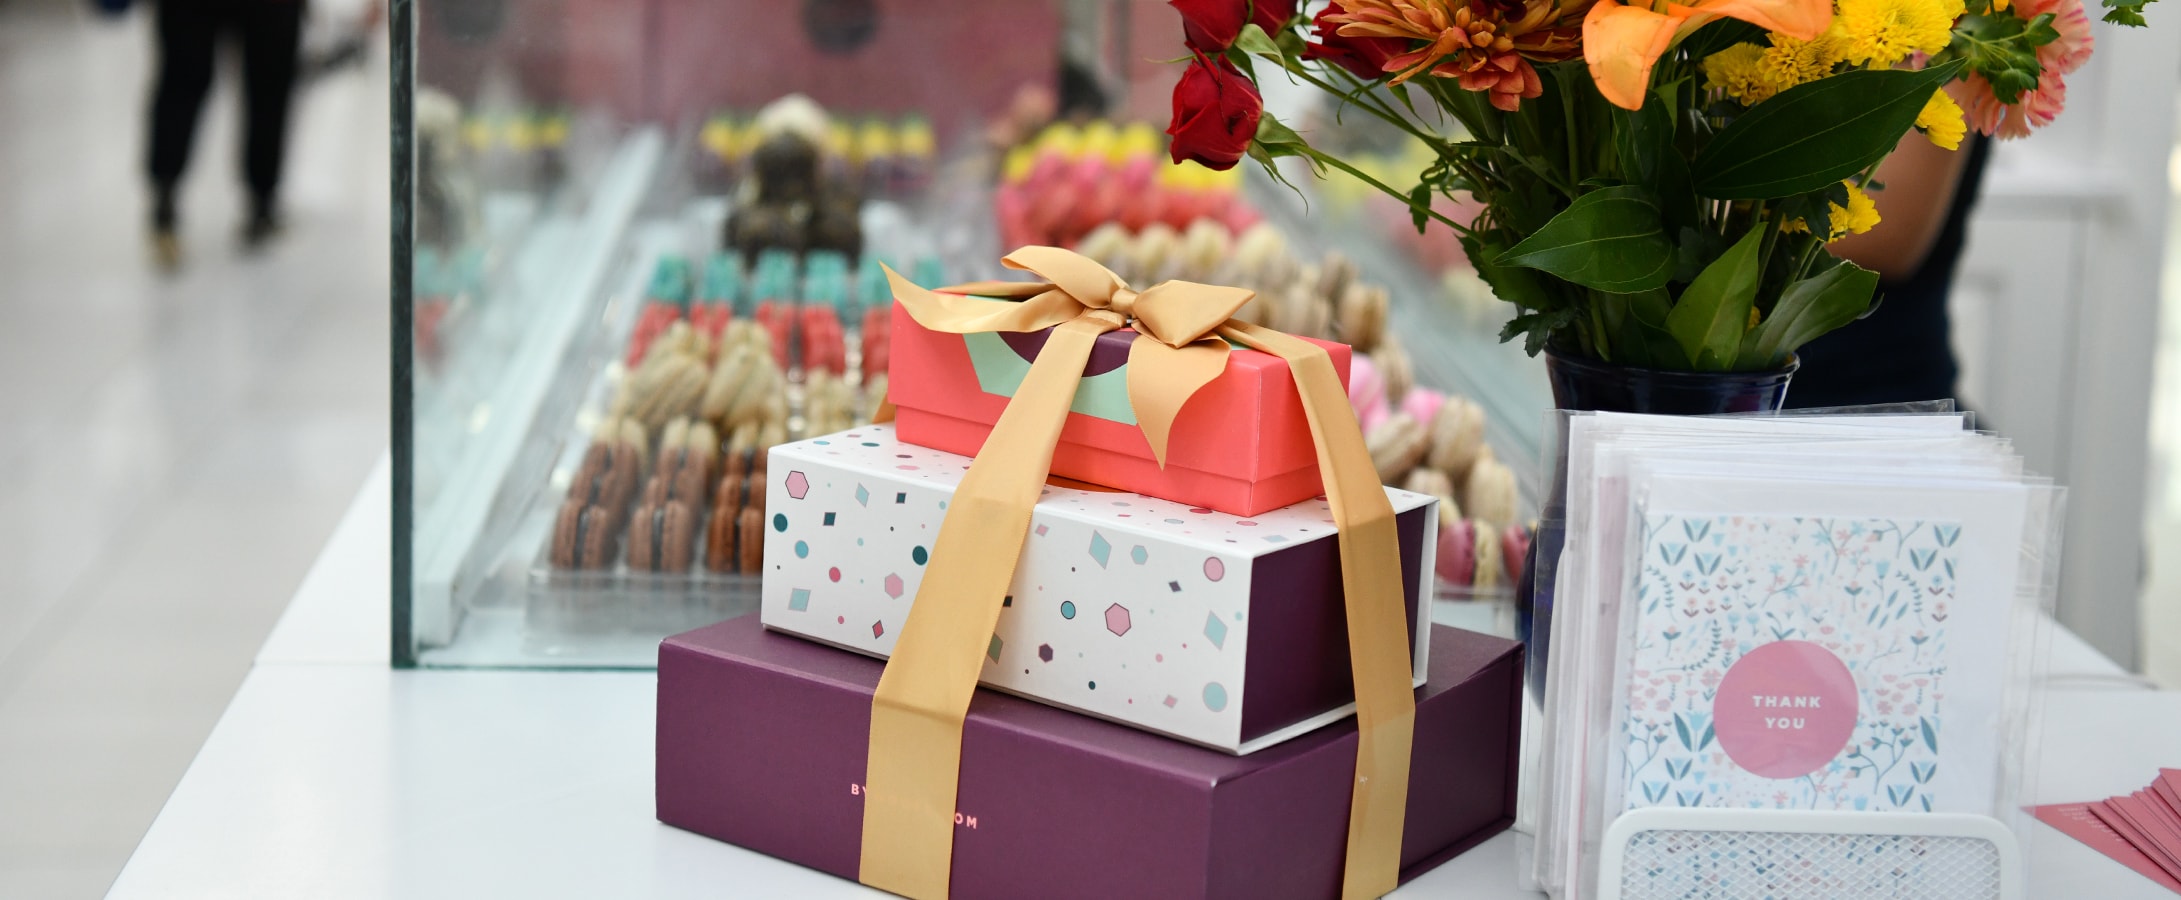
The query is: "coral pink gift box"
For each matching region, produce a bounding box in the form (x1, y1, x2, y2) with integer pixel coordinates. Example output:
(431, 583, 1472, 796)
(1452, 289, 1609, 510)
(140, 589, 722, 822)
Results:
(886, 301, 1352, 517)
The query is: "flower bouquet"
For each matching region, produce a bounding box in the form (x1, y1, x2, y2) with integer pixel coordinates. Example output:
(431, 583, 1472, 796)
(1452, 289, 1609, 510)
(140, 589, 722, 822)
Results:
(1162, 0, 2148, 374)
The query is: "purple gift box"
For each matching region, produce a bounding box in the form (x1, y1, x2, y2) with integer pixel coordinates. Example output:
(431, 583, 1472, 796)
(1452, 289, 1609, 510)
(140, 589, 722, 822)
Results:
(657, 615, 1521, 899)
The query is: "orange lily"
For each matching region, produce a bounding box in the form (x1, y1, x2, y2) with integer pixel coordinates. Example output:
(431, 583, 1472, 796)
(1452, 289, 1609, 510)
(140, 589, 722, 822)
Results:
(1582, 0, 1832, 109)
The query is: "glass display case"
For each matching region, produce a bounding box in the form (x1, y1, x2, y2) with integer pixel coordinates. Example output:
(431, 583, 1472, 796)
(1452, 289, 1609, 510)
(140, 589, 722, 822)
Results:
(394, 0, 1545, 668)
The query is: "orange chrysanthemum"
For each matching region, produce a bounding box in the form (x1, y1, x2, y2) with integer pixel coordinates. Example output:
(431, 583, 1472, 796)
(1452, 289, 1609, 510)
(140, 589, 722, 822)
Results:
(1326, 0, 1590, 109)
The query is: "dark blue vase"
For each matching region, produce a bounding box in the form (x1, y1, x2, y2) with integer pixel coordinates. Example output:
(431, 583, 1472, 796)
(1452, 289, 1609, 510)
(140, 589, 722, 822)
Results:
(1515, 351, 1796, 697)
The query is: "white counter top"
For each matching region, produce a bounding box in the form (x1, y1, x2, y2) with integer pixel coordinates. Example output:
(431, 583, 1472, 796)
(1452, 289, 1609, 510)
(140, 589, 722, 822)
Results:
(109, 457, 2181, 898)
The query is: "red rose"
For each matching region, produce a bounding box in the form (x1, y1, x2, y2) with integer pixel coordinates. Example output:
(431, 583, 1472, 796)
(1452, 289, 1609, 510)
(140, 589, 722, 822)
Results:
(1303, 3, 1407, 80)
(1166, 54, 1263, 170)
(1170, 0, 1298, 52)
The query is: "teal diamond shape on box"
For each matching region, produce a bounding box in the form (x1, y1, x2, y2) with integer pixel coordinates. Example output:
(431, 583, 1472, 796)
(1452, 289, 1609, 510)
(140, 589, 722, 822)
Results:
(1203, 612, 1228, 649)
(855, 484, 870, 507)
(1089, 532, 1112, 568)
(789, 588, 811, 612)
(987, 634, 1004, 663)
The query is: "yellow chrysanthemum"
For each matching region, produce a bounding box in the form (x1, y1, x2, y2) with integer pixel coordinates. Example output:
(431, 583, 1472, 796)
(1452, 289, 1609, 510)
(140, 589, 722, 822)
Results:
(1831, 0, 1964, 68)
(1835, 183, 1881, 236)
(1758, 32, 1847, 89)
(1916, 88, 1966, 150)
(1783, 181, 1883, 241)
(1704, 43, 1777, 105)
(1704, 33, 1845, 106)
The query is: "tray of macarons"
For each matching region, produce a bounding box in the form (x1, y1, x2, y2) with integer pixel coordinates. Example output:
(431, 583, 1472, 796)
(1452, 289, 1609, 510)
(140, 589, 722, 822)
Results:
(526, 250, 896, 637)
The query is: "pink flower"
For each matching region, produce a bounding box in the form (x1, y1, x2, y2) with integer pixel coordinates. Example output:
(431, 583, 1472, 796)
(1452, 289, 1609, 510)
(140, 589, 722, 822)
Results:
(2022, 0, 2096, 75)
(1953, 0, 2093, 138)
(1457, 54, 1546, 112)
(1656, 699, 1672, 712)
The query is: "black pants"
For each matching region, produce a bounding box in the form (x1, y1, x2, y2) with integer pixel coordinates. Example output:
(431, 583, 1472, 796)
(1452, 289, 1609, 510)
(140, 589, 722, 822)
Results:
(146, 0, 305, 206)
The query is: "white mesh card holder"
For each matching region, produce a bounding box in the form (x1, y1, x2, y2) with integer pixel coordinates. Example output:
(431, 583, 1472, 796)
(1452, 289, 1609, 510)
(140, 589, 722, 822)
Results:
(1598, 809, 2020, 900)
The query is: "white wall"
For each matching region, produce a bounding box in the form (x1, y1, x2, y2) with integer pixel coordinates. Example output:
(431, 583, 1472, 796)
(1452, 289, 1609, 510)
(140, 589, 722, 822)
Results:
(1949, 19, 2181, 669)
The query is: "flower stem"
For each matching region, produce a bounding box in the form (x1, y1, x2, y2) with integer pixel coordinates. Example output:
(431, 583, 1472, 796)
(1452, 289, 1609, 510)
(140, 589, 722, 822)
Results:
(1288, 61, 1444, 150)
(1298, 145, 1477, 238)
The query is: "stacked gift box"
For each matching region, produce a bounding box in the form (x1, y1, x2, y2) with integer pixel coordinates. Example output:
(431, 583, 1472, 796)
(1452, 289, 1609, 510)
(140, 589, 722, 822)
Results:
(655, 253, 1525, 899)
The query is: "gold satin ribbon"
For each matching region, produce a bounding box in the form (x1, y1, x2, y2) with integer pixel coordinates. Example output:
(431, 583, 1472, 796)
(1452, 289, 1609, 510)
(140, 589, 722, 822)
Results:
(859, 248, 1416, 900)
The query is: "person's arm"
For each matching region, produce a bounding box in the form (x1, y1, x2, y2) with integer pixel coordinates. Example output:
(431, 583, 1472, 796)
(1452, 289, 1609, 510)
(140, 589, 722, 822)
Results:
(1828, 134, 1976, 281)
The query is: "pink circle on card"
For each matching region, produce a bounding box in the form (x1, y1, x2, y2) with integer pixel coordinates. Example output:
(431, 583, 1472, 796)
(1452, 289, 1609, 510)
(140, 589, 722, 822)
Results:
(1711, 640, 1858, 779)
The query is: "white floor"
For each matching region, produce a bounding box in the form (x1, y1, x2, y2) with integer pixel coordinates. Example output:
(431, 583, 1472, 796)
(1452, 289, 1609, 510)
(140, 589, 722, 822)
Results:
(0, 0, 390, 896)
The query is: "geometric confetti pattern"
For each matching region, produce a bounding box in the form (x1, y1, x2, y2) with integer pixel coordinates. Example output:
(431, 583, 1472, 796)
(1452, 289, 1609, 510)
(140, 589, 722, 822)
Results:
(755, 424, 1436, 752)
(1202, 612, 1227, 649)
(1105, 603, 1132, 637)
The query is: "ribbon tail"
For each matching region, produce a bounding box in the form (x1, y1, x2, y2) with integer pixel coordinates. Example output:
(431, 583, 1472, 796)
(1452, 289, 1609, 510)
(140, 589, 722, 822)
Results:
(1219, 320, 1417, 900)
(859, 314, 1121, 899)
(869, 378, 897, 424)
(883, 265, 1084, 336)
(1125, 334, 1231, 469)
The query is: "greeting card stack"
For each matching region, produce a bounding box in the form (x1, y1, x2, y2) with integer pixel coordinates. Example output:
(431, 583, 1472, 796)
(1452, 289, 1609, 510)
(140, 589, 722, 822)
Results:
(2033, 770, 2181, 894)
(654, 249, 1524, 899)
(1522, 409, 2066, 900)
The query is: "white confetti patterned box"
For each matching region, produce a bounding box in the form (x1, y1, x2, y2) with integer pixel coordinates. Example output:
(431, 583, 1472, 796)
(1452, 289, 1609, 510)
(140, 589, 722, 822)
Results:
(758, 424, 1435, 754)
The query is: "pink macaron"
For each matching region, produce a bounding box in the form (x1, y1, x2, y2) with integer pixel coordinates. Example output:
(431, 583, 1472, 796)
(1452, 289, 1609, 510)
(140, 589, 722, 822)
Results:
(1435, 518, 1477, 587)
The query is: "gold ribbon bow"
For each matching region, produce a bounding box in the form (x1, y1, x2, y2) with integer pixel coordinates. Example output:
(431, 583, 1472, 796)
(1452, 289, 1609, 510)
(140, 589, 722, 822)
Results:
(861, 247, 1417, 900)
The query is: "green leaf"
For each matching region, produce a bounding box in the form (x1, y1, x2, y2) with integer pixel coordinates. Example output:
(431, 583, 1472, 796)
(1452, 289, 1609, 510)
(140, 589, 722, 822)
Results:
(1409, 184, 1432, 235)
(1680, 19, 1765, 61)
(1252, 111, 1312, 156)
(1950, 13, 2059, 103)
(1232, 23, 1283, 59)
(1499, 186, 1677, 292)
(1245, 140, 1309, 198)
(1615, 96, 1699, 231)
(1389, 82, 1421, 119)
(1665, 228, 1765, 370)
(1743, 258, 1880, 367)
(2102, 0, 2158, 25)
(1693, 62, 1965, 200)
(1500, 307, 1582, 356)
(1596, 287, 1686, 369)
(1465, 234, 1561, 313)
(1671, 226, 1725, 283)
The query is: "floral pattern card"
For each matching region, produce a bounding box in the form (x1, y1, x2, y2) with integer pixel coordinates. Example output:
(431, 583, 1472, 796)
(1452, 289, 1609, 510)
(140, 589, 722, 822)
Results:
(1603, 472, 2032, 820)
(1618, 513, 1958, 813)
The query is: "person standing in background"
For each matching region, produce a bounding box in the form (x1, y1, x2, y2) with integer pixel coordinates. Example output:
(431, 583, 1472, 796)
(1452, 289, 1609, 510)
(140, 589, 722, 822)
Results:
(1787, 131, 1991, 409)
(146, 0, 305, 268)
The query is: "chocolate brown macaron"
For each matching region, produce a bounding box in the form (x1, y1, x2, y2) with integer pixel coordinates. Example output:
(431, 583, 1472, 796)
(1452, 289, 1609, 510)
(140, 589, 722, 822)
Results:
(704, 471, 747, 572)
(550, 501, 618, 569)
(627, 499, 698, 572)
(735, 504, 765, 573)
